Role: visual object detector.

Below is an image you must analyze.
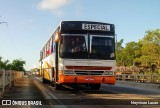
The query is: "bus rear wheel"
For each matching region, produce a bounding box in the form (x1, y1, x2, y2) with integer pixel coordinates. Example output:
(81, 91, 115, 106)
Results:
(51, 81, 55, 87)
(90, 84, 101, 90)
(55, 83, 62, 90)
(43, 78, 47, 84)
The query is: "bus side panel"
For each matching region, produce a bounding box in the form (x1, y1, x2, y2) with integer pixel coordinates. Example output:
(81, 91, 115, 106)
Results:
(42, 53, 55, 81)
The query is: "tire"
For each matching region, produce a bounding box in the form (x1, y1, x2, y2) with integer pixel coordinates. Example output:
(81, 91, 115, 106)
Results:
(43, 78, 46, 84)
(55, 83, 62, 90)
(51, 81, 55, 87)
(91, 84, 101, 90)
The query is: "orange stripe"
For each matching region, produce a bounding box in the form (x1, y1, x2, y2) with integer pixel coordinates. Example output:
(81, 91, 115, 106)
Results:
(65, 66, 112, 70)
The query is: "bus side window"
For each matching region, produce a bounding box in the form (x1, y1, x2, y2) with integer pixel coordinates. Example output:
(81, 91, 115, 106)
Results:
(52, 43, 56, 53)
(51, 35, 55, 53)
(40, 51, 43, 60)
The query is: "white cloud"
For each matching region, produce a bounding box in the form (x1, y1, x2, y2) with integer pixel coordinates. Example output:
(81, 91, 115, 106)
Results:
(37, 0, 72, 16)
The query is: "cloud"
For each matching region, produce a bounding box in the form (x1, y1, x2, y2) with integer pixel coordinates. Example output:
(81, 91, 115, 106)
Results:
(37, 0, 72, 16)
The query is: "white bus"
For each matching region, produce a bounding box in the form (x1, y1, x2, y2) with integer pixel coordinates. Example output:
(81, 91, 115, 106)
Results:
(40, 21, 116, 90)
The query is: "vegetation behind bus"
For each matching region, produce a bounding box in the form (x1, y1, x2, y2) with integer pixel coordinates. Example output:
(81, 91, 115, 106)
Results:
(0, 57, 25, 71)
(116, 29, 160, 75)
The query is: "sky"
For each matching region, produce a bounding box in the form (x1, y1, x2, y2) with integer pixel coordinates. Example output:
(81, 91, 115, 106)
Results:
(0, 0, 160, 70)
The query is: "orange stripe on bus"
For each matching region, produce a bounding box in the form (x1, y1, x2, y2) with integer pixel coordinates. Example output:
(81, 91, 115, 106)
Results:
(58, 75, 116, 84)
(65, 66, 112, 70)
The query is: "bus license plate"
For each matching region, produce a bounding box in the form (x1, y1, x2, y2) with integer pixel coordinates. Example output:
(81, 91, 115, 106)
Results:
(85, 77, 94, 81)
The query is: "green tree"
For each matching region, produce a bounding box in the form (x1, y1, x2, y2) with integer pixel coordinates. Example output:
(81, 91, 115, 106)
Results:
(116, 39, 125, 66)
(10, 59, 26, 71)
(116, 29, 160, 67)
(3, 59, 10, 69)
(116, 40, 142, 66)
(0, 56, 3, 69)
(123, 41, 142, 66)
(116, 39, 124, 51)
(0, 57, 26, 71)
(0, 56, 11, 70)
(139, 29, 160, 66)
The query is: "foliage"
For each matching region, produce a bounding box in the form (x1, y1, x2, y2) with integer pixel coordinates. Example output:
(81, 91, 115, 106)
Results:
(115, 39, 125, 66)
(139, 29, 160, 65)
(0, 57, 10, 70)
(10, 59, 26, 71)
(0, 57, 25, 71)
(116, 29, 160, 69)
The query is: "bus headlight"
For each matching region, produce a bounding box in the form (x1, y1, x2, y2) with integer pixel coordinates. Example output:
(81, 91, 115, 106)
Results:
(64, 70, 76, 75)
(103, 71, 114, 75)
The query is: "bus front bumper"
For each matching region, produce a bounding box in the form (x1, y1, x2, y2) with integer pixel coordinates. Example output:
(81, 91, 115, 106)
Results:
(58, 75, 116, 85)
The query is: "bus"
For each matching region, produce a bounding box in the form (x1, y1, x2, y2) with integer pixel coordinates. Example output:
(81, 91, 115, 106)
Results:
(39, 21, 116, 90)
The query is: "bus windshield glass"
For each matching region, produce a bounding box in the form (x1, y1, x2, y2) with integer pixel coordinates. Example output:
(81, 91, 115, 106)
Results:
(59, 35, 88, 59)
(90, 36, 115, 60)
(59, 34, 115, 60)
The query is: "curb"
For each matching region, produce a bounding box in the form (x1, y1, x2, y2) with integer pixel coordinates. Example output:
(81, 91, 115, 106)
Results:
(116, 81, 160, 91)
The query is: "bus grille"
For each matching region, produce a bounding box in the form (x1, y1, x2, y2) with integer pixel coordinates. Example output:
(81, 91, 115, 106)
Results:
(74, 71, 104, 75)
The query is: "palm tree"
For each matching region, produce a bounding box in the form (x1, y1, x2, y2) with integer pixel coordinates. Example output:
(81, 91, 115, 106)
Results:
(0, 57, 11, 69)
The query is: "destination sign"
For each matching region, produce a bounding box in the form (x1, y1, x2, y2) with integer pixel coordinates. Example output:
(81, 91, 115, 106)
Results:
(82, 23, 110, 31)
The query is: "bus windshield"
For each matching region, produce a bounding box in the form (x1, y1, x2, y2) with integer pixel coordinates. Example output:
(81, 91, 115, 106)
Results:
(59, 35, 88, 59)
(59, 34, 115, 60)
(90, 36, 115, 60)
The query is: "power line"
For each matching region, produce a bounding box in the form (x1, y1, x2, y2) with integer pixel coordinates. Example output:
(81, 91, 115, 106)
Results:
(0, 22, 7, 24)
(0, 16, 8, 27)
